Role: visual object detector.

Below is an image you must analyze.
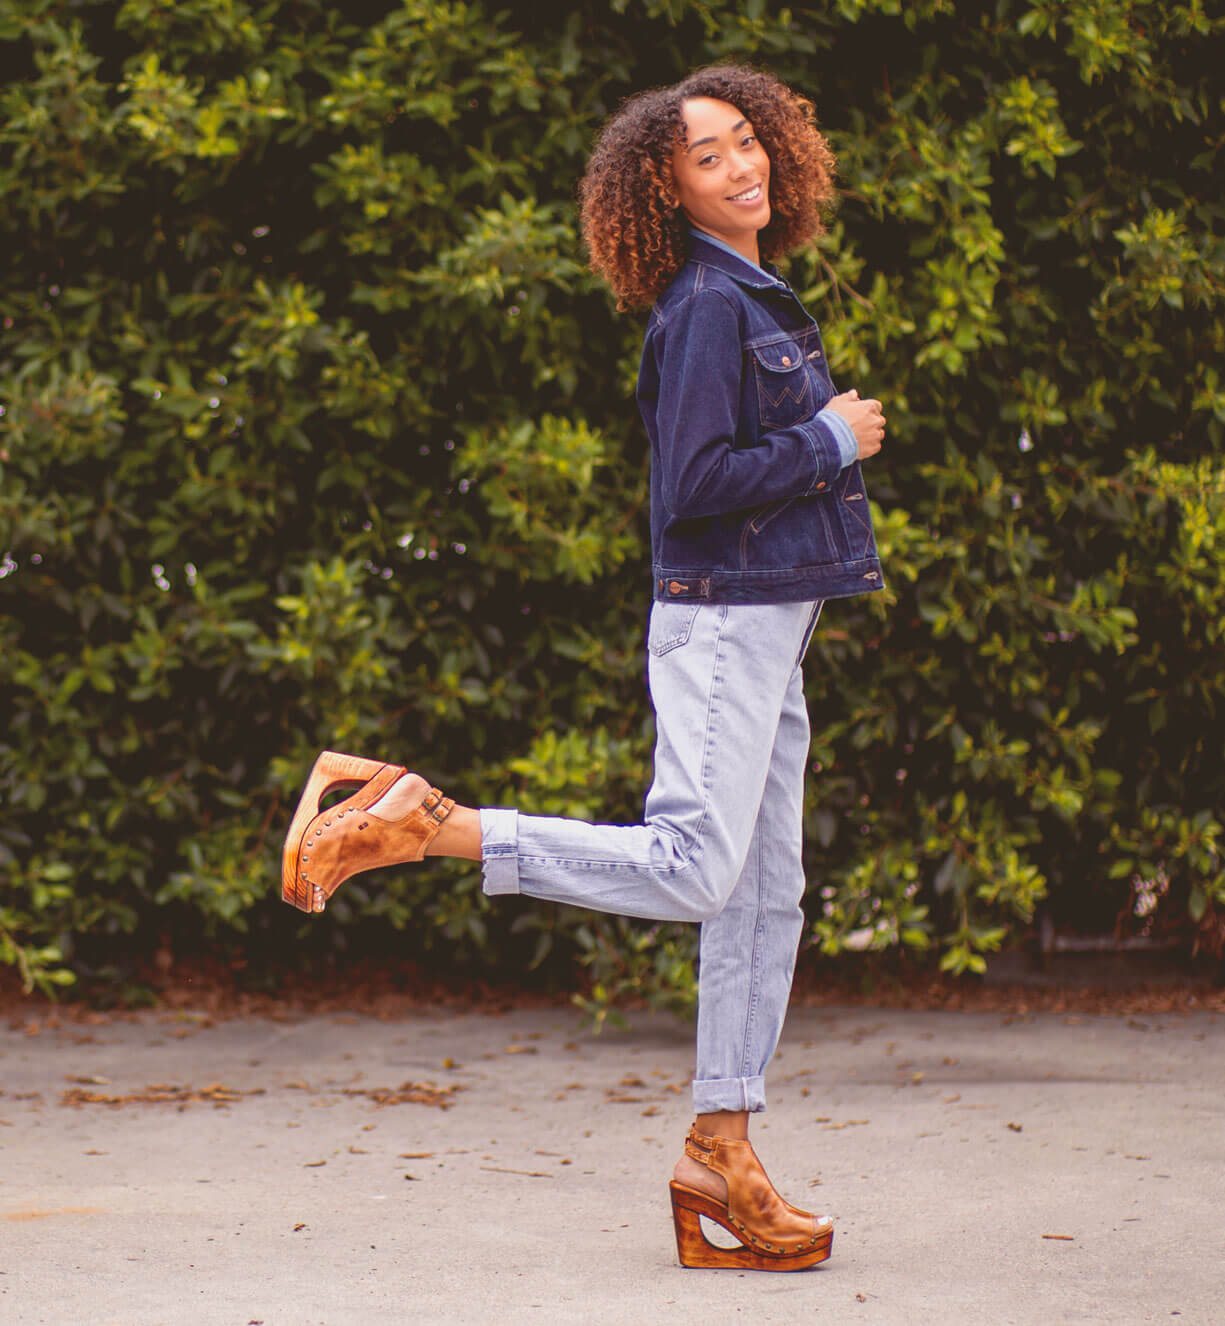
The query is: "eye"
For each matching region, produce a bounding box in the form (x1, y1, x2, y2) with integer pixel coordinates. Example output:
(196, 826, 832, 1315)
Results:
(741, 134, 757, 149)
(698, 152, 718, 167)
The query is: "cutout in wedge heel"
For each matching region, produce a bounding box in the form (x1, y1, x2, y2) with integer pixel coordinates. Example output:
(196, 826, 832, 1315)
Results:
(280, 750, 453, 913)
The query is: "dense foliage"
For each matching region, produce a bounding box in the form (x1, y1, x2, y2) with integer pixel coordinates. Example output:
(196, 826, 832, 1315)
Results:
(3, 0, 1223, 1003)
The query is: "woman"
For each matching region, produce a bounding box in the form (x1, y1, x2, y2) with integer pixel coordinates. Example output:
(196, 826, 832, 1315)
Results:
(281, 63, 885, 1271)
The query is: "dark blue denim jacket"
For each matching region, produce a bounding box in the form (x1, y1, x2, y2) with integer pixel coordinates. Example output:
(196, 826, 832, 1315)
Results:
(636, 232, 884, 604)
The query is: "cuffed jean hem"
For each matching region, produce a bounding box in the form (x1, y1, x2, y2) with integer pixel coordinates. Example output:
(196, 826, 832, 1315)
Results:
(692, 1074, 767, 1114)
(479, 808, 520, 896)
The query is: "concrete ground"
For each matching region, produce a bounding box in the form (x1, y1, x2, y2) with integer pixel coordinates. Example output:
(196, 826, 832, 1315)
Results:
(1, 1001, 1222, 1326)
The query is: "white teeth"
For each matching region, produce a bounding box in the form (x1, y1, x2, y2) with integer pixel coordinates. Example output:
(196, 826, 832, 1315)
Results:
(728, 184, 761, 202)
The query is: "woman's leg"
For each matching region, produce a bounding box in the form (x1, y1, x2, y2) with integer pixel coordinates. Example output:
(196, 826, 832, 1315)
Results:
(691, 661, 810, 1112)
(474, 600, 817, 922)
(351, 601, 816, 915)
(673, 658, 811, 1198)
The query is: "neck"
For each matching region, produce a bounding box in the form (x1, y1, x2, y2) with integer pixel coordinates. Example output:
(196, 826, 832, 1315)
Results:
(692, 224, 761, 267)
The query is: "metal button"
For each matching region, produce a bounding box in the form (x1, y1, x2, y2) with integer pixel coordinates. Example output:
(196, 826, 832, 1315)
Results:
(781, 355, 792, 367)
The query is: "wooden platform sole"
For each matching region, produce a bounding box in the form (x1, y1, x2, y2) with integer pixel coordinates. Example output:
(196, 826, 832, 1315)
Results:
(280, 750, 390, 911)
(669, 1182, 833, 1271)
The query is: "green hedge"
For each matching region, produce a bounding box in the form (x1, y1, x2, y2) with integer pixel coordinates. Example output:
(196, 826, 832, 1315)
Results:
(2, 0, 1223, 1003)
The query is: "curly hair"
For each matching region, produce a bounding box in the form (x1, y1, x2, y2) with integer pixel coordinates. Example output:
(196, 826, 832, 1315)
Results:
(579, 65, 837, 310)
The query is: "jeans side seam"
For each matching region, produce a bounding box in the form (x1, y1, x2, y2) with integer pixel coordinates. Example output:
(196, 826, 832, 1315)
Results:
(515, 854, 688, 874)
(741, 815, 767, 1080)
(690, 603, 730, 884)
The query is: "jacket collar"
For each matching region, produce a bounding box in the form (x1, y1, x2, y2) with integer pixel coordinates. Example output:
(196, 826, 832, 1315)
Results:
(686, 229, 787, 292)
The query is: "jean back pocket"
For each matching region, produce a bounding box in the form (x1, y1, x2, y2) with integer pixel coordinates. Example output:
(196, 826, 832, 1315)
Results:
(647, 601, 702, 656)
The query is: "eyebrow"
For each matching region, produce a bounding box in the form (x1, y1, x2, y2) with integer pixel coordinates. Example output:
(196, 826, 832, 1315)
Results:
(685, 118, 749, 153)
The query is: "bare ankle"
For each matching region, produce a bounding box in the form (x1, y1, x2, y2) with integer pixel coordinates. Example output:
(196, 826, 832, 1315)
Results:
(695, 1109, 749, 1140)
(424, 804, 482, 861)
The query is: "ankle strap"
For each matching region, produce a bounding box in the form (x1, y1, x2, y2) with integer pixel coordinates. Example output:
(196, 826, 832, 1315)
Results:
(420, 788, 454, 825)
(684, 1124, 748, 1174)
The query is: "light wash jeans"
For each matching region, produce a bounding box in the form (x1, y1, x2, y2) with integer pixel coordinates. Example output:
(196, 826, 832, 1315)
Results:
(480, 598, 823, 1114)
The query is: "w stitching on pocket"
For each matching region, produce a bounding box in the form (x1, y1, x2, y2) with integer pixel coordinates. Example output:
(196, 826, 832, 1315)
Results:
(750, 339, 811, 429)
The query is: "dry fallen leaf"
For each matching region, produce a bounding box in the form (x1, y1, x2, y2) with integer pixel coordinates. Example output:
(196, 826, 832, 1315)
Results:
(1007, 1122, 1023, 1132)
(303, 1161, 327, 1168)
(505, 1044, 537, 1055)
(293, 1223, 307, 1232)
(60, 1082, 255, 1109)
(343, 1081, 461, 1109)
(1042, 1234, 1074, 1241)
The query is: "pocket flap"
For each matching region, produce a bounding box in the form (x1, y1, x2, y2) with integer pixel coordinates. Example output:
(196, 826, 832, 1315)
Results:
(750, 340, 804, 373)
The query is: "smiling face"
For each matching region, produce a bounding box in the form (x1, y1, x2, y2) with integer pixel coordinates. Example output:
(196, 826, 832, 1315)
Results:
(671, 96, 771, 263)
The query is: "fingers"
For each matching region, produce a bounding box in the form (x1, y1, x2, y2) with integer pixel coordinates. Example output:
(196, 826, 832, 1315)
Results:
(829, 390, 887, 461)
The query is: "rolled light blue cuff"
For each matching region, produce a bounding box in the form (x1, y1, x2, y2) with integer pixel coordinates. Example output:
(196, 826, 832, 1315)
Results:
(479, 808, 520, 895)
(692, 1074, 768, 1114)
(817, 406, 859, 470)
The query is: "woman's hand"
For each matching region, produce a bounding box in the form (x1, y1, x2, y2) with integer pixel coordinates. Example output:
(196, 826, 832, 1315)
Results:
(825, 389, 886, 460)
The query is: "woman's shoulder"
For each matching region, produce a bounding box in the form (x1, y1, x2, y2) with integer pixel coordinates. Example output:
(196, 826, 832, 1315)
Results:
(651, 258, 744, 331)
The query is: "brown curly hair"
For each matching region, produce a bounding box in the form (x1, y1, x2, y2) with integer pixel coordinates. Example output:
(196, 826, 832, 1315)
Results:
(579, 65, 837, 310)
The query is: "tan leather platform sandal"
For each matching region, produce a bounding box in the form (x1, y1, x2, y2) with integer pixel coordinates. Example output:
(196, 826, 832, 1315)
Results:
(280, 750, 454, 914)
(669, 1125, 834, 1271)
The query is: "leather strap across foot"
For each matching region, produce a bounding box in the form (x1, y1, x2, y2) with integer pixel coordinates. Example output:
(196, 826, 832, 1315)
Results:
(297, 777, 455, 911)
(684, 1125, 830, 1254)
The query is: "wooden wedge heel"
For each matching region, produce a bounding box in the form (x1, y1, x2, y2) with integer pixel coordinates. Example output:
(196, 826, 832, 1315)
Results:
(669, 1125, 833, 1271)
(280, 750, 454, 913)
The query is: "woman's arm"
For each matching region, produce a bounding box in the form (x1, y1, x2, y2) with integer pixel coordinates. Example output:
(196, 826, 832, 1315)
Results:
(642, 286, 847, 521)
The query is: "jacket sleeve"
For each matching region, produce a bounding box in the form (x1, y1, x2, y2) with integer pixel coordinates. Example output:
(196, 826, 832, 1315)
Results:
(646, 286, 845, 520)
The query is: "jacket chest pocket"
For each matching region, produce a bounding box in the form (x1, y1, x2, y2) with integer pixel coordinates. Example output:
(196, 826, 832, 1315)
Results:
(750, 337, 814, 430)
